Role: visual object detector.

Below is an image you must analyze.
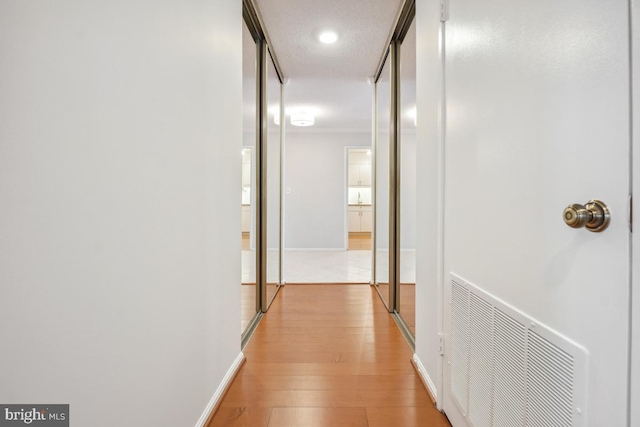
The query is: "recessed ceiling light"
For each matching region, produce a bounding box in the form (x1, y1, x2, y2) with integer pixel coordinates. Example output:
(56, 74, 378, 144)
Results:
(319, 31, 338, 44)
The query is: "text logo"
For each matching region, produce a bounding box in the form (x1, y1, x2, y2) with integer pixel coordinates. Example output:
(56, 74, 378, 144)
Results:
(0, 405, 68, 426)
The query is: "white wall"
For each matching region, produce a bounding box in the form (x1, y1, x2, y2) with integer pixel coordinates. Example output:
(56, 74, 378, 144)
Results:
(0, 1, 241, 426)
(633, 2, 640, 423)
(284, 132, 370, 249)
(415, 0, 444, 402)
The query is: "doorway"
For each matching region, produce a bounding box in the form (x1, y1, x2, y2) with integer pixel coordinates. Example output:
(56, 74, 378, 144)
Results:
(280, 134, 373, 284)
(346, 148, 373, 251)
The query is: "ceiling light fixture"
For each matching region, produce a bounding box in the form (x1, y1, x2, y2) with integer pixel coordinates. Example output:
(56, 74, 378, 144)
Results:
(291, 113, 315, 127)
(319, 31, 338, 44)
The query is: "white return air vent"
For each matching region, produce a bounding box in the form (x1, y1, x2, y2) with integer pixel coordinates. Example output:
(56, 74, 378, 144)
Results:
(450, 273, 588, 427)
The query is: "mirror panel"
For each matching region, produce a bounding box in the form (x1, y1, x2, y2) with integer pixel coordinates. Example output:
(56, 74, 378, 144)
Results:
(399, 19, 416, 334)
(375, 53, 391, 308)
(241, 21, 258, 333)
(266, 50, 282, 306)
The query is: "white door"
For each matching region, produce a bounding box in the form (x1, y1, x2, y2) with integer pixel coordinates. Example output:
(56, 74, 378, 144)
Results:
(441, 0, 631, 426)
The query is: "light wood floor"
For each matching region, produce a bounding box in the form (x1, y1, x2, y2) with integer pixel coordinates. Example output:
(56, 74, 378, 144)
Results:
(348, 233, 371, 250)
(211, 284, 450, 427)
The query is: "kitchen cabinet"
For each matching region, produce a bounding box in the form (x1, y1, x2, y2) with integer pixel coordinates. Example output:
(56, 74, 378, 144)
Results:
(348, 205, 372, 232)
(348, 164, 372, 186)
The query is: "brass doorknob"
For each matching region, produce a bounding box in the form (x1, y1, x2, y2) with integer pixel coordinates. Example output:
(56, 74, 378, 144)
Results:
(563, 199, 610, 232)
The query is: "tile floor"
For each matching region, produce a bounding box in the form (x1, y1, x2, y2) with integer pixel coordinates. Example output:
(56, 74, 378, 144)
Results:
(241, 250, 415, 284)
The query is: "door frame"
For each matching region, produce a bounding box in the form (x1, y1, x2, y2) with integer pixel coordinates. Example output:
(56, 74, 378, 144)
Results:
(631, 0, 639, 422)
(435, 15, 446, 412)
(414, 0, 447, 410)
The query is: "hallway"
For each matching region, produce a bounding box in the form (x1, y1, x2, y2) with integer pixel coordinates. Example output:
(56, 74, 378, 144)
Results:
(210, 285, 449, 426)
(3, 1, 638, 425)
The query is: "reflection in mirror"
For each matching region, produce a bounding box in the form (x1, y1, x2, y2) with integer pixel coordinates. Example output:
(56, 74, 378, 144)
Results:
(347, 148, 373, 261)
(375, 53, 391, 308)
(399, 19, 416, 334)
(266, 50, 282, 306)
(241, 21, 257, 333)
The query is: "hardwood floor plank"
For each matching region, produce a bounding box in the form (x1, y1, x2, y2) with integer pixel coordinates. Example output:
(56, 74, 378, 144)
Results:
(241, 350, 414, 364)
(268, 407, 368, 427)
(228, 374, 423, 391)
(254, 326, 396, 335)
(244, 340, 412, 353)
(366, 407, 452, 427)
(259, 318, 397, 328)
(208, 407, 272, 427)
(241, 362, 416, 376)
(221, 389, 433, 408)
(248, 332, 407, 345)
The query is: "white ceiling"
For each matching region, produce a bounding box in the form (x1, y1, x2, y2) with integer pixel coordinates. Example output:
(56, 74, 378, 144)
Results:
(246, 0, 407, 132)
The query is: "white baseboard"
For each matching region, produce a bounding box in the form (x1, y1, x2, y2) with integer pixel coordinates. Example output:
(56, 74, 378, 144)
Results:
(412, 353, 438, 403)
(195, 352, 245, 427)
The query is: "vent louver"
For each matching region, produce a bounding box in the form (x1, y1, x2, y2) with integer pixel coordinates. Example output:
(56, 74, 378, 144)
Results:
(493, 309, 526, 427)
(451, 280, 470, 413)
(449, 273, 587, 427)
(526, 330, 575, 426)
(468, 294, 494, 427)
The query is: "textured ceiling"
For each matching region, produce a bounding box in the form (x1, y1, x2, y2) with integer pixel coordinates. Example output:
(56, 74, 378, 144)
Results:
(250, 0, 406, 132)
(256, 0, 403, 79)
